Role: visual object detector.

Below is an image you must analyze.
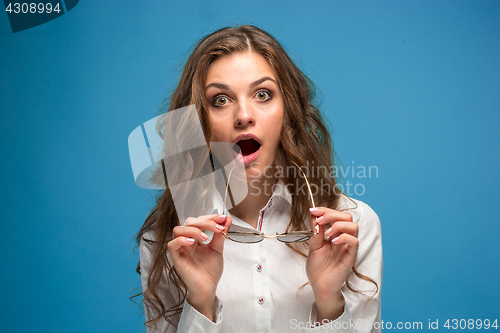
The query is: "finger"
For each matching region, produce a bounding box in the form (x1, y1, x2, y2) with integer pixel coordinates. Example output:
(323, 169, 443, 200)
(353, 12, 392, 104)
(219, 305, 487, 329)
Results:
(331, 233, 359, 256)
(173, 226, 210, 242)
(185, 214, 228, 227)
(318, 211, 353, 225)
(167, 236, 197, 261)
(325, 221, 358, 238)
(309, 208, 352, 224)
(183, 218, 227, 234)
(308, 214, 325, 252)
(208, 215, 233, 253)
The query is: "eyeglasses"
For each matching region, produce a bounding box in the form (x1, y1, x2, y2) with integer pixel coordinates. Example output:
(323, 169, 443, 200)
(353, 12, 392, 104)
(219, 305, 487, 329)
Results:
(221, 161, 318, 243)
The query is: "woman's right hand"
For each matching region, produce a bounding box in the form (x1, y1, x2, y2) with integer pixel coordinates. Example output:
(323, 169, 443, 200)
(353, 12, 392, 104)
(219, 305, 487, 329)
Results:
(167, 214, 232, 320)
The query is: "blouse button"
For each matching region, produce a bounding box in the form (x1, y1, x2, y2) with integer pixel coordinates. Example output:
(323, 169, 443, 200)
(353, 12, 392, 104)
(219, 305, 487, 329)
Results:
(258, 297, 265, 305)
(256, 264, 263, 272)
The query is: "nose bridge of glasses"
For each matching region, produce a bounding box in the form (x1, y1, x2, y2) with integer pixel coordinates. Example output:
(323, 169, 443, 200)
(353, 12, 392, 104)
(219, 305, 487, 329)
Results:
(223, 230, 316, 243)
(262, 233, 279, 239)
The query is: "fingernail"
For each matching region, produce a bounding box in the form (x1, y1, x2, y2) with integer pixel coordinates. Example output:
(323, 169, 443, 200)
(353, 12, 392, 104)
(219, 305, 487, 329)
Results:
(215, 224, 225, 231)
(201, 232, 208, 240)
(309, 208, 318, 213)
(219, 214, 227, 220)
(332, 236, 339, 243)
(316, 216, 324, 223)
(326, 227, 332, 235)
(187, 238, 195, 243)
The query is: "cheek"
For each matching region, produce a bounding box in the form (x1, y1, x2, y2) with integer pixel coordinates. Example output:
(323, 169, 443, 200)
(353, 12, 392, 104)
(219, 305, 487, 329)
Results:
(266, 111, 284, 144)
(209, 115, 230, 141)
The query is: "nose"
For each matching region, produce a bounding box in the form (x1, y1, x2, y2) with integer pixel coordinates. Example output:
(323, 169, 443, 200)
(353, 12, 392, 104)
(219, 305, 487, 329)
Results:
(233, 100, 256, 128)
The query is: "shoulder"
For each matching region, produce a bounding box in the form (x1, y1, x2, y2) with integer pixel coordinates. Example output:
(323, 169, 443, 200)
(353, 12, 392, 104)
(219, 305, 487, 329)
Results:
(140, 229, 175, 269)
(140, 230, 157, 251)
(337, 195, 383, 273)
(336, 194, 381, 232)
(139, 230, 158, 267)
(142, 229, 157, 242)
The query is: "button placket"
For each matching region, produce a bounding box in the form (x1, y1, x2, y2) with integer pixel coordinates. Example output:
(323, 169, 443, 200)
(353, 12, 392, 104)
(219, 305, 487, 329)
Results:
(251, 233, 272, 331)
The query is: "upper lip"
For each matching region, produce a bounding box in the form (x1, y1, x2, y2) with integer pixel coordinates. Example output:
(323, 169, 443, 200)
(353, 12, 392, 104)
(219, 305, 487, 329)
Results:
(232, 133, 262, 145)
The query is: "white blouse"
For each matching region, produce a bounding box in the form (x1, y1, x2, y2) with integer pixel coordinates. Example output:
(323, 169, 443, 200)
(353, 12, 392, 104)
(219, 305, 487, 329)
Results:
(140, 180, 382, 333)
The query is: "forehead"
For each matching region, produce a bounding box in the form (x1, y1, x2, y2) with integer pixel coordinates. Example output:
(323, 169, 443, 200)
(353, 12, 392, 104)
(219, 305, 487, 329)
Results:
(206, 52, 276, 86)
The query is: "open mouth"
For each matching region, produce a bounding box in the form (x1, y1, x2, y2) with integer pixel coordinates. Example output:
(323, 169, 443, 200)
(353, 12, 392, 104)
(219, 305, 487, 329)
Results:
(234, 138, 261, 157)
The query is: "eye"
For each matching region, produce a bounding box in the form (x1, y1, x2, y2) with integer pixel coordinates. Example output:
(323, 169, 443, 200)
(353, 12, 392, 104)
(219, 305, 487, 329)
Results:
(255, 90, 271, 102)
(213, 95, 231, 107)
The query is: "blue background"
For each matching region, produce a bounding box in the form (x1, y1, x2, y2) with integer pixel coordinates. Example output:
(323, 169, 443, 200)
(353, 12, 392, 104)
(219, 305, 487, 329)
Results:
(1, 1, 499, 332)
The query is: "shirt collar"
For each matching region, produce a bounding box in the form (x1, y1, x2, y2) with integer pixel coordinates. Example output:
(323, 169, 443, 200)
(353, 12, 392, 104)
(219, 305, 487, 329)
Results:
(211, 178, 292, 231)
(273, 178, 293, 205)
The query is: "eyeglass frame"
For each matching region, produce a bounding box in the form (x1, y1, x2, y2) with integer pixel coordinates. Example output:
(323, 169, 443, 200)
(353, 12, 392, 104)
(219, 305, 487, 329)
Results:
(221, 161, 319, 244)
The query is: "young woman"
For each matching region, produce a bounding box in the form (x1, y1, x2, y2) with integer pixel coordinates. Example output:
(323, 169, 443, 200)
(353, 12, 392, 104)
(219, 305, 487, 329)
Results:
(135, 25, 382, 333)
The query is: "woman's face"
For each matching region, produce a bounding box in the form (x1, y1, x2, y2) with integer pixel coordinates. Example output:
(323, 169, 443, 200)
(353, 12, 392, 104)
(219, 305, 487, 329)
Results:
(205, 51, 285, 181)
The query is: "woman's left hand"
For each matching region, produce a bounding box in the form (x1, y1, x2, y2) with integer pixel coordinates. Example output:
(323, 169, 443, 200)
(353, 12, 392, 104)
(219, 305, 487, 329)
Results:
(305, 207, 358, 321)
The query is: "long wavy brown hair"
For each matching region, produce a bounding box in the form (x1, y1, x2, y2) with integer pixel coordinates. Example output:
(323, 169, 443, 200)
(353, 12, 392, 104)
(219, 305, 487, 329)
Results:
(133, 25, 378, 328)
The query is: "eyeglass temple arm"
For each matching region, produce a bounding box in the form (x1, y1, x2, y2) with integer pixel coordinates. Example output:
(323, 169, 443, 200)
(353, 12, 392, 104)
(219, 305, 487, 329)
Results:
(290, 161, 316, 209)
(290, 161, 319, 234)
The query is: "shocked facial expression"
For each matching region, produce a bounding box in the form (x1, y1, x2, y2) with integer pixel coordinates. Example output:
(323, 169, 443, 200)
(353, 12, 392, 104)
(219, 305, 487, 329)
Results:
(205, 51, 285, 181)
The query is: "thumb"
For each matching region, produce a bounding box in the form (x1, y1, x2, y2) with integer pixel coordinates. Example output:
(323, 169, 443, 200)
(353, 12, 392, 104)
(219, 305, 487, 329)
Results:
(308, 214, 325, 253)
(208, 215, 232, 253)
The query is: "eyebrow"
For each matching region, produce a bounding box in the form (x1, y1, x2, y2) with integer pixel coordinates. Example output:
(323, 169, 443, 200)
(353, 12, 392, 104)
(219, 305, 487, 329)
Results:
(205, 76, 277, 91)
